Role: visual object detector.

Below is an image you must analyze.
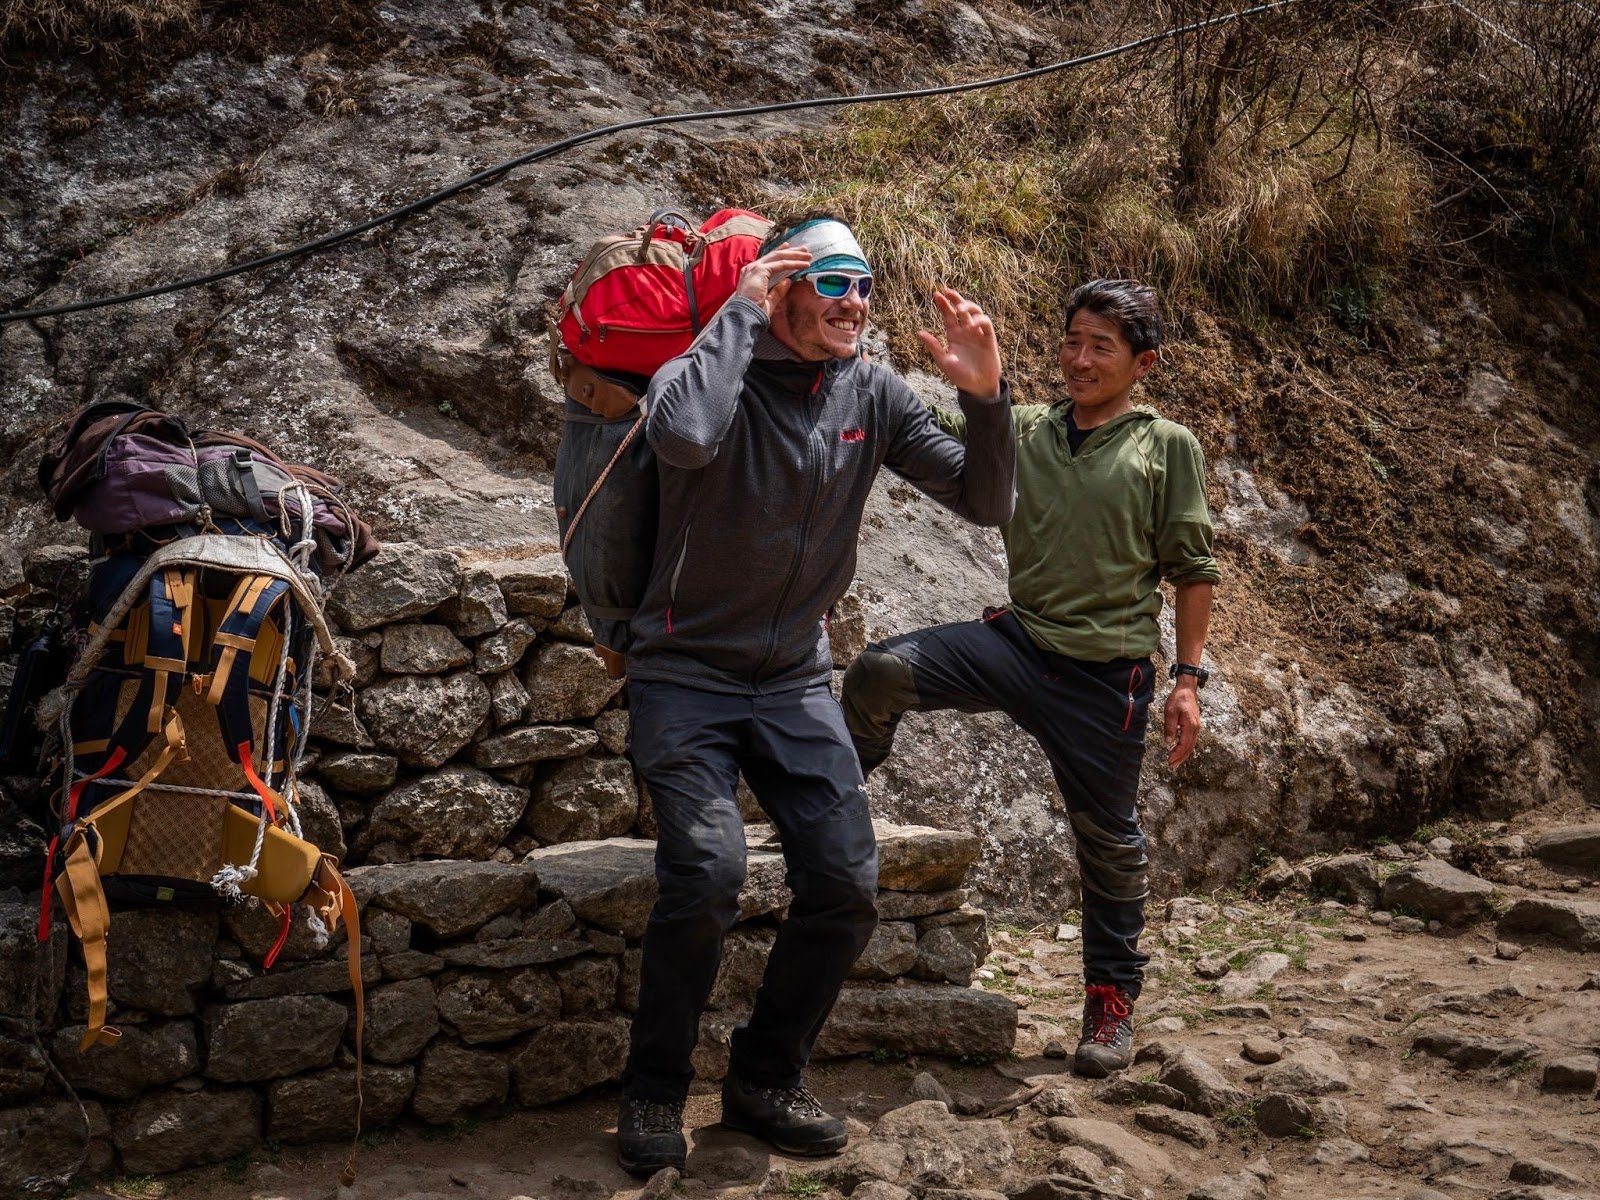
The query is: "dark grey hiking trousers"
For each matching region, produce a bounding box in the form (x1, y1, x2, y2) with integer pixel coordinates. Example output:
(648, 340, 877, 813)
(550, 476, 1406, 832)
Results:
(841, 609, 1153, 995)
(621, 679, 879, 1102)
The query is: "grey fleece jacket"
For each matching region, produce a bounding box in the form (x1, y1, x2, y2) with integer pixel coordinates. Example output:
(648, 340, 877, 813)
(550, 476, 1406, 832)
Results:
(626, 295, 1016, 694)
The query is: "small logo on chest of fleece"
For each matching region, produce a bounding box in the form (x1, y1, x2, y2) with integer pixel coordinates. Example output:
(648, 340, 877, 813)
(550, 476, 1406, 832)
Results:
(839, 428, 866, 443)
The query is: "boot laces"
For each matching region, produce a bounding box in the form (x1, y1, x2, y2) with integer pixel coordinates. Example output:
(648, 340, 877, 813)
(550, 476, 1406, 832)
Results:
(755, 1084, 825, 1115)
(627, 1097, 684, 1134)
(1084, 984, 1132, 1046)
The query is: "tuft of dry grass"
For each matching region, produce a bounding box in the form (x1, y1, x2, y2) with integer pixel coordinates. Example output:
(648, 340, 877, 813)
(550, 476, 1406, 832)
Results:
(0, 0, 198, 53)
(697, 56, 1426, 386)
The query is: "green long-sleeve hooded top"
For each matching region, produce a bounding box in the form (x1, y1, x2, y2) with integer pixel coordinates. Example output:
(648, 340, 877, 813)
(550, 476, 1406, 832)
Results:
(934, 400, 1220, 663)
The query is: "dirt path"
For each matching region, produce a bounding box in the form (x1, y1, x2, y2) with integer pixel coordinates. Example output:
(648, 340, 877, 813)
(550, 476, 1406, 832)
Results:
(86, 840, 1599, 1200)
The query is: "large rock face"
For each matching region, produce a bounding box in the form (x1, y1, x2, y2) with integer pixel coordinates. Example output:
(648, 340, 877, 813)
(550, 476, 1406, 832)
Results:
(0, 0, 1592, 938)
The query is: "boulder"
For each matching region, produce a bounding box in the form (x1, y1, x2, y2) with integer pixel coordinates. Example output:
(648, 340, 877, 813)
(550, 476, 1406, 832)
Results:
(475, 617, 542, 674)
(222, 899, 337, 965)
(550, 603, 595, 645)
(358, 672, 492, 768)
(113, 1087, 261, 1174)
(710, 926, 777, 1009)
(490, 671, 532, 727)
(1497, 897, 1600, 951)
(1532, 826, 1600, 869)
(510, 1017, 631, 1106)
(524, 641, 625, 721)
(314, 634, 379, 690)
(436, 968, 560, 1044)
(327, 543, 461, 631)
(1215, 951, 1291, 1000)
(851, 921, 919, 981)
(1541, 1056, 1599, 1091)
(1254, 1091, 1314, 1136)
(379, 622, 471, 673)
(203, 996, 347, 1083)
(1158, 1050, 1250, 1117)
(1310, 1137, 1369, 1164)
(523, 755, 638, 844)
(218, 946, 379, 1002)
(816, 1139, 910, 1193)
(486, 554, 570, 618)
(1133, 1106, 1216, 1148)
(1037, 1117, 1175, 1181)
(362, 766, 527, 860)
(1411, 1030, 1538, 1069)
(348, 860, 542, 939)
(1256, 1045, 1349, 1095)
(1508, 1158, 1587, 1188)
(313, 750, 398, 795)
(412, 1040, 510, 1124)
(875, 822, 980, 892)
(1187, 1170, 1267, 1200)
(1311, 855, 1381, 906)
(0, 895, 66, 1029)
(527, 838, 658, 937)
(438, 567, 509, 637)
(267, 1064, 415, 1143)
(0, 1035, 45, 1106)
(381, 950, 445, 981)
(1095, 1076, 1187, 1109)
(0, 1098, 114, 1186)
(877, 889, 970, 920)
(740, 849, 792, 919)
(437, 938, 589, 969)
(871, 1100, 1014, 1187)
(0, 811, 47, 893)
(291, 776, 346, 859)
(471, 724, 597, 768)
(366, 978, 440, 1064)
(311, 698, 374, 748)
(1380, 860, 1496, 925)
(76, 908, 214, 1021)
(913, 907, 988, 984)
(594, 710, 630, 755)
(553, 957, 621, 1017)
(910, 1072, 954, 1106)
(1241, 1037, 1281, 1064)
(814, 986, 1017, 1059)
(51, 1020, 198, 1100)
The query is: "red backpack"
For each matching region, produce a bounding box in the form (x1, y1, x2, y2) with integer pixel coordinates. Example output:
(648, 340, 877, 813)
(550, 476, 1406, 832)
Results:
(554, 207, 774, 378)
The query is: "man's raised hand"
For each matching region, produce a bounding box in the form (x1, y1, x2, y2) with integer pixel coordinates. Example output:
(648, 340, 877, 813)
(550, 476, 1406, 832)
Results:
(735, 245, 813, 317)
(917, 288, 1002, 399)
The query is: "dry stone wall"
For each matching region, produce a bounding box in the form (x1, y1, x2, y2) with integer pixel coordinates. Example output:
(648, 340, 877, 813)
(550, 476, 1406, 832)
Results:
(0, 544, 1017, 1187)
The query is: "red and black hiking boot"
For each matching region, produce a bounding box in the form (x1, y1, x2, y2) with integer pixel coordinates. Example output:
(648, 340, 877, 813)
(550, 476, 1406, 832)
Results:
(616, 1096, 687, 1175)
(1074, 984, 1135, 1078)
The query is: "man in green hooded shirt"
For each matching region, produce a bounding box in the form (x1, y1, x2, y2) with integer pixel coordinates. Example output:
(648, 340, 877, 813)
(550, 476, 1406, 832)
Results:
(841, 278, 1219, 1078)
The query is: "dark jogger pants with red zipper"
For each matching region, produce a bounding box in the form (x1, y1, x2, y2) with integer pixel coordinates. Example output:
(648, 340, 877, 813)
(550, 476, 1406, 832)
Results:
(841, 609, 1153, 996)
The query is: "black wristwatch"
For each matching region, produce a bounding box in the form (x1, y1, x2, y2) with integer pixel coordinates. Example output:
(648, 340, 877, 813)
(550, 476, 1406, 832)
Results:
(1170, 663, 1210, 688)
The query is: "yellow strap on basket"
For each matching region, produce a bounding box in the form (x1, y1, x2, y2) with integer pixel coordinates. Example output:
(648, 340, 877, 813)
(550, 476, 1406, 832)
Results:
(54, 834, 120, 1052)
(57, 709, 190, 1050)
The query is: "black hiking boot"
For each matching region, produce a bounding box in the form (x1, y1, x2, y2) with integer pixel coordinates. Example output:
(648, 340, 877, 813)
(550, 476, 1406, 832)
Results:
(616, 1095, 687, 1175)
(720, 1077, 849, 1157)
(1074, 983, 1135, 1078)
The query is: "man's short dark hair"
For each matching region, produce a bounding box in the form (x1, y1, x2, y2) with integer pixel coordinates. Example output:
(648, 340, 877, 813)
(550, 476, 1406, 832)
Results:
(1063, 279, 1163, 355)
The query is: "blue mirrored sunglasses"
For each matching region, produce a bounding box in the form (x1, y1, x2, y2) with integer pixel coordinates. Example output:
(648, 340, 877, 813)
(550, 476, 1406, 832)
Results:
(807, 272, 873, 300)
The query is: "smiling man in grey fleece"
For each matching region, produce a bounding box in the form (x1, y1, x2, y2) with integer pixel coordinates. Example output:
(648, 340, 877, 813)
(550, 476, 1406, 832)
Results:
(615, 217, 1015, 1174)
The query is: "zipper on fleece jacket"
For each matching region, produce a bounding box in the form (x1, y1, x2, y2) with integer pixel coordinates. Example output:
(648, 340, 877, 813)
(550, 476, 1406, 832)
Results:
(665, 520, 695, 635)
(751, 366, 827, 684)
